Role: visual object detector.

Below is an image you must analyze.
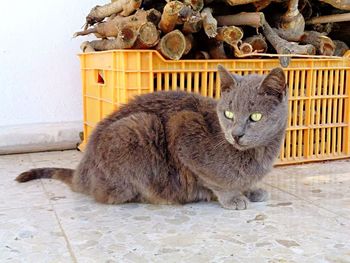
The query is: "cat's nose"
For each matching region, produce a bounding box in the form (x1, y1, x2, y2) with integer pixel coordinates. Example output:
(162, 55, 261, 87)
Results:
(232, 132, 244, 143)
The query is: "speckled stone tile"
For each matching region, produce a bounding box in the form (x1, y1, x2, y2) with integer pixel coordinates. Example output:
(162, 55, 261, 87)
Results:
(52, 185, 350, 262)
(0, 154, 50, 209)
(0, 207, 74, 262)
(30, 151, 88, 205)
(1, 150, 350, 262)
(265, 160, 350, 219)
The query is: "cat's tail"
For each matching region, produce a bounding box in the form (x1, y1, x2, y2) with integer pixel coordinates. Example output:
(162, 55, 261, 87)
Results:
(16, 168, 74, 185)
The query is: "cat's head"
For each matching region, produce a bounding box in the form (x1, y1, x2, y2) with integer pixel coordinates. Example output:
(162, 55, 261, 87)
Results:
(216, 65, 288, 150)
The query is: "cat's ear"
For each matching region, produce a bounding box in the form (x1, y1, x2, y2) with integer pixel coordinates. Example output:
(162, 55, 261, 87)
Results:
(217, 65, 237, 93)
(259, 67, 287, 101)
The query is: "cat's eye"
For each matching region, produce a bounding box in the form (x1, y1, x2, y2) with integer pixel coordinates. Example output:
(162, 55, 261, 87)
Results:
(250, 112, 263, 122)
(224, 110, 234, 120)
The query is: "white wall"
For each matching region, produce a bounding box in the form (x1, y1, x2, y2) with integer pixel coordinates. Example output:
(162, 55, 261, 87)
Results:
(0, 0, 107, 153)
(0, 0, 105, 126)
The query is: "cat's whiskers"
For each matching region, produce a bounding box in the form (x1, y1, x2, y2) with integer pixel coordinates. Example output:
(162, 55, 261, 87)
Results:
(212, 136, 227, 151)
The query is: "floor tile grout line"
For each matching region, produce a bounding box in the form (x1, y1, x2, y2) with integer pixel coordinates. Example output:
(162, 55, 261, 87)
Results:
(264, 182, 350, 220)
(40, 180, 79, 263)
(51, 206, 79, 263)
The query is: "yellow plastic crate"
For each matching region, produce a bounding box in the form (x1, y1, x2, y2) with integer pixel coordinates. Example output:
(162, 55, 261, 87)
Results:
(79, 50, 350, 165)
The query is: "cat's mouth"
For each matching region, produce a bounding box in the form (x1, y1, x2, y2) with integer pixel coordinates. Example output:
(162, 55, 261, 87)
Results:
(224, 134, 249, 150)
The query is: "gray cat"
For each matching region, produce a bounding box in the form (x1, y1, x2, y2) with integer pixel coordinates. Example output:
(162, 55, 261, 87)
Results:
(16, 65, 288, 210)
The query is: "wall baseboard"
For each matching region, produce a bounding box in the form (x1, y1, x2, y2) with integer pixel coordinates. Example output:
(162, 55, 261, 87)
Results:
(0, 121, 82, 155)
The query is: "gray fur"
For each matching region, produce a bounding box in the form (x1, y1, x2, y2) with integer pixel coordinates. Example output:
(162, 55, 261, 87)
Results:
(17, 65, 288, 210)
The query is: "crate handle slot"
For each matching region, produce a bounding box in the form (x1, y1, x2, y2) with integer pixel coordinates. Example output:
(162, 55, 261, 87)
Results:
(96, 70, 105, 85)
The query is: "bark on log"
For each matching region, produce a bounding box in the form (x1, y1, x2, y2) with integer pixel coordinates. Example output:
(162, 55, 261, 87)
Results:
(243, 35, 268, 53)
(133, 22, 160, 49)
(263, 20, 316, 55)
(275, 0, 305, 41)
(201, 8, 218, 38)
(319, 0, 350, 11)
(178, 5, 195, 23)
(86, 26, 138, 51)
(306, 13, 350, 25)
(216, 12, 265, 28)
(156, 30, 187, 60)
(158, 1, 184, 33)
(86, 0, 142, 26)
(184, 34, 195, 55)
(80, 41, 96, 52)
(182, 13, 203, 33)
(333, 40, 349, 56)
(75, 9, 159, 38)
(300, 31, 335, 56)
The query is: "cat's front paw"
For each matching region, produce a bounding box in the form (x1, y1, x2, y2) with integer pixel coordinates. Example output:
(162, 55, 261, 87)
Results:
(220, 195, 249, 210)
(244, 188, 269, 202)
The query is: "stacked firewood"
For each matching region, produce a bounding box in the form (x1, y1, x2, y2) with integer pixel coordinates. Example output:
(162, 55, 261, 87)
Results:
(74, 0, 350, 62)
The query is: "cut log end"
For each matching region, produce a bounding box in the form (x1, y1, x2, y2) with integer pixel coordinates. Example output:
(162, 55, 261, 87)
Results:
(157, 30, 186, 60)
(134, 23, 160, 49)
(239, 43, 253, 54)
(159, 1, 184, 33)
(243, 35, 268, 53)
(216, 26, 243, 45)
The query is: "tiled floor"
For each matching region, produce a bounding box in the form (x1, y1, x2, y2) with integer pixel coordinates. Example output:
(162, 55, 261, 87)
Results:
(0, 150, 349, 263)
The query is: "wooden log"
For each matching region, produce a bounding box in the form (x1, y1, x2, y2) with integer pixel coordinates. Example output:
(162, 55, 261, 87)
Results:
(183, 34, 195, 55)
(80, 41, 96, 52)
(156, 30, 187, 60)
(145, 9, 162, 25)
(208, 39, 227, 59)
(86, 0, 142, 26)
(184, 0, 204, 11)
(306, 13, 350, 25)
(223, 0, 260, 6)
(263, 20, 316, 55)
(178, 5, 195, 23)
(319, 0, 350, 10)
(243, 34, 268, 53)
(216, 26, 243, 46)
(75, 9, 159, 38)
(238, 43, 253, 54)
(333, 40, 349, 56)
(182, 13, 203, 33)
(86, 25, 139, 51)
(201, 8, 217, 38)
(158, 1, 184, 33)
(133, 22, 160, 49)
(300, 31, 335, 56)
(253, 0, 272, 11)
(195, 51, 211, 59)
(216, 12, 265, 28)
(275, 0, 305, 41)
